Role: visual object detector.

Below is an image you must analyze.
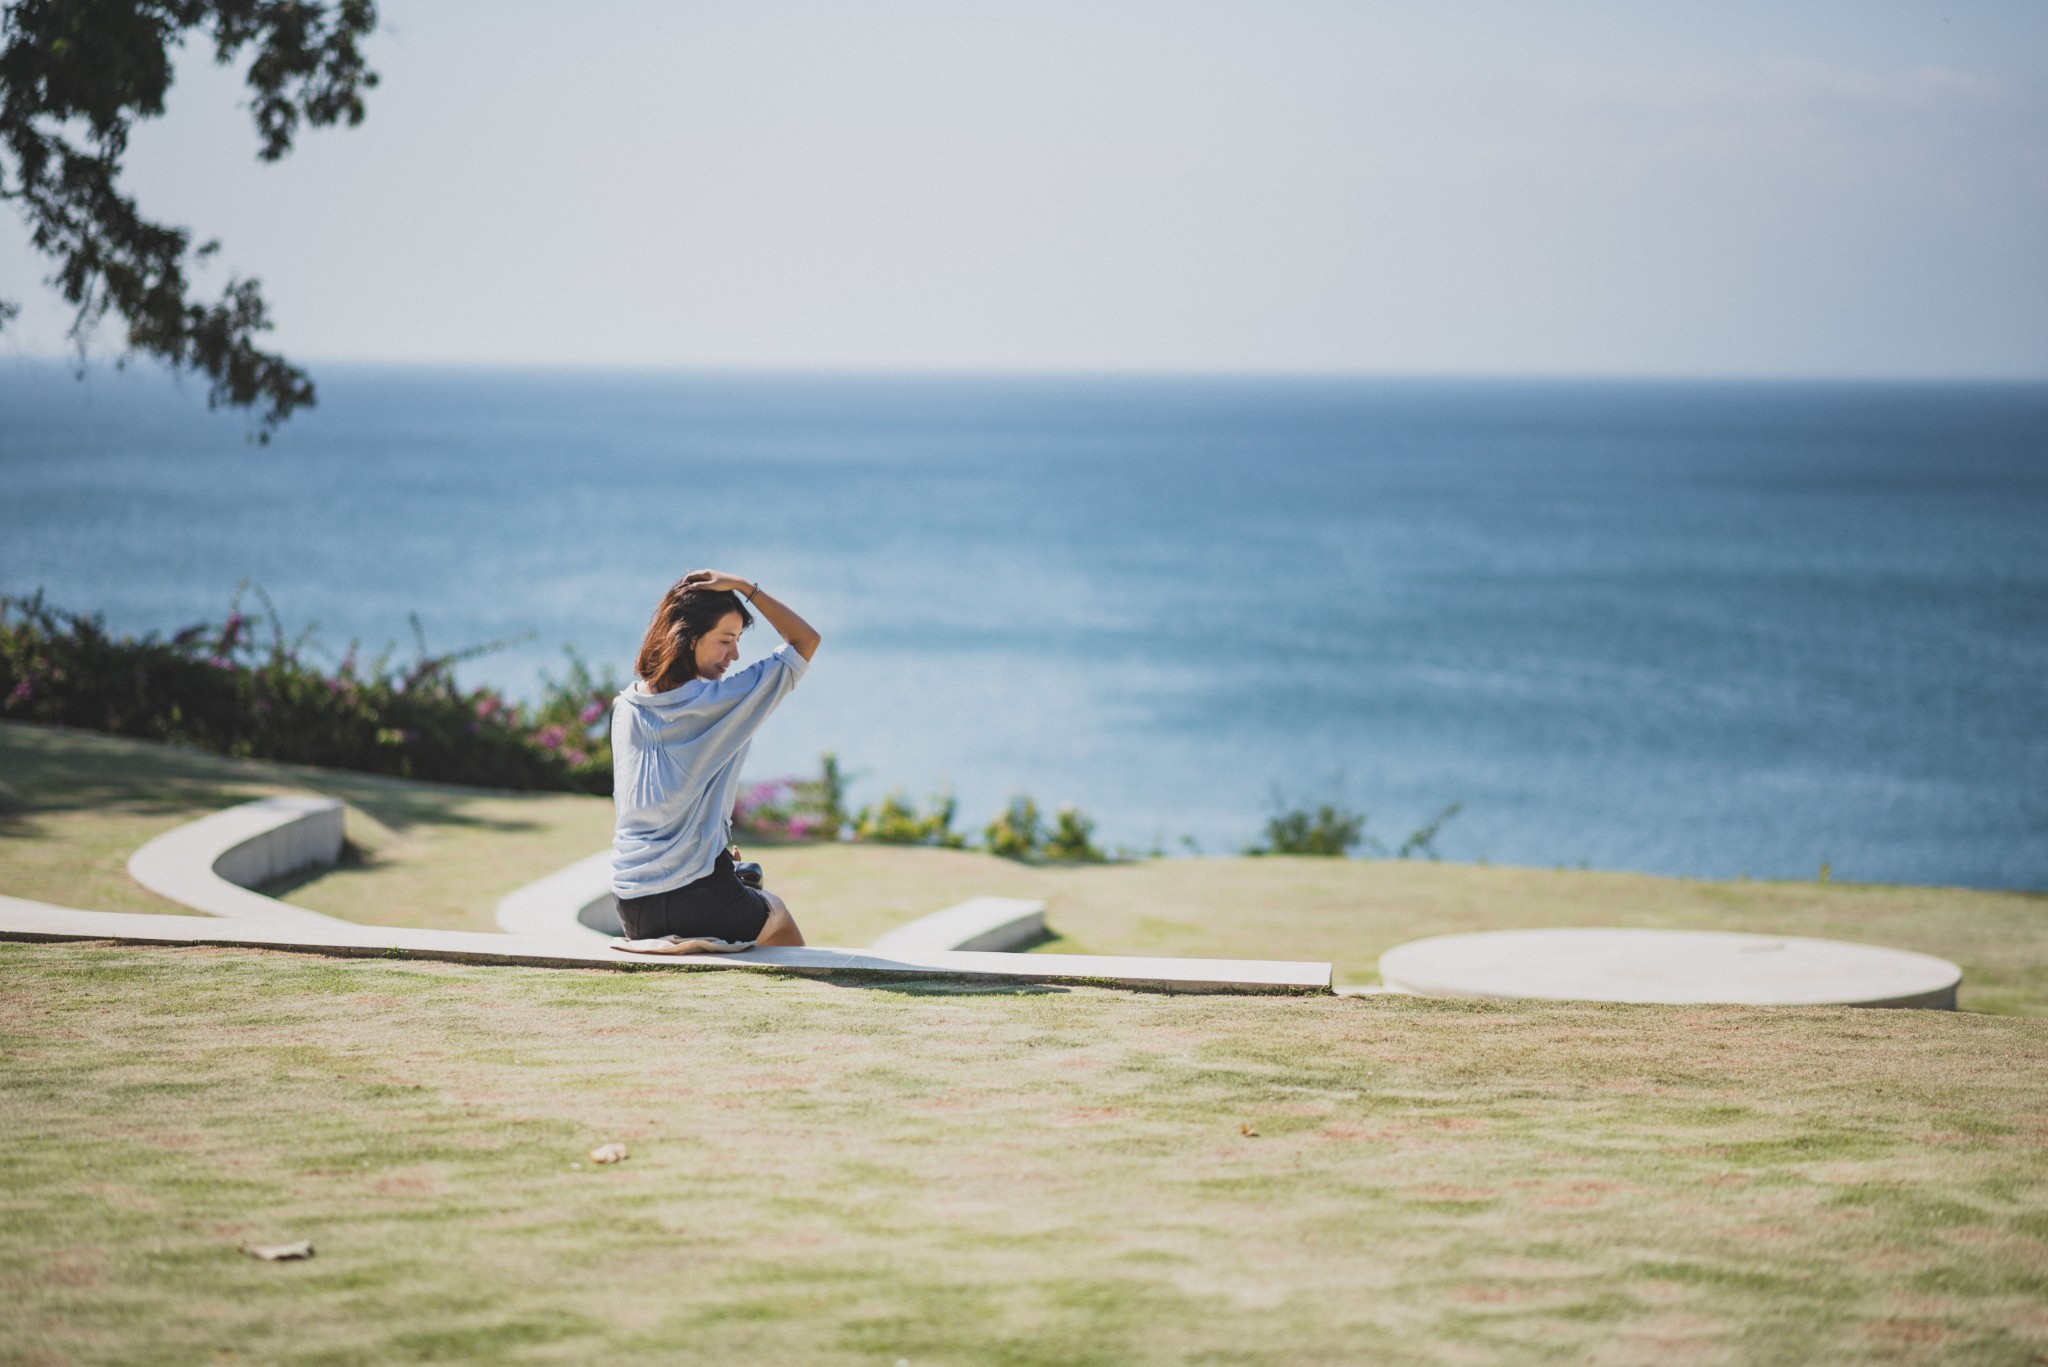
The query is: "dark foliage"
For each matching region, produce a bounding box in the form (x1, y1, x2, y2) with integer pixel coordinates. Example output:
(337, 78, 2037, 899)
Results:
(1042, 804, 1105, 862)
(1395, 802, 1463, 860)
(0, 591, 618, 794)
(982, 794, 1043, 859)
(1253, 793, 1465, 859)
(1256, 801, 1369, 857)
(0, 1, 379, 437)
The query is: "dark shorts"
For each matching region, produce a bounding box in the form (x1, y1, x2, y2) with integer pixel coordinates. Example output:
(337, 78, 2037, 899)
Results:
(614, 850, 772, 943)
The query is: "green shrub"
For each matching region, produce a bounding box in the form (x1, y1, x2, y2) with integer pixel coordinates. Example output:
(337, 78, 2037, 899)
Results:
(812, 752, 852, 834)
(0, 591, 619, 794)
(1043, 804, 1106, 862)
(1396, 802, 1464, 860)
(982, 795, 1043, 859)
(1254, 802, 1368, 856)
(1252, 796, 1464, 859)
(853, 788, 965, 847)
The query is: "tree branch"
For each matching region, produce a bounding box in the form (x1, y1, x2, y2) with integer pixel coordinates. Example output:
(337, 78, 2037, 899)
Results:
(0, 0, 378, 440)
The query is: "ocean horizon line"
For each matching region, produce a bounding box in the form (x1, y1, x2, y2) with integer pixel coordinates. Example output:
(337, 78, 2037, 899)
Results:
(6, 352, 2047, 391)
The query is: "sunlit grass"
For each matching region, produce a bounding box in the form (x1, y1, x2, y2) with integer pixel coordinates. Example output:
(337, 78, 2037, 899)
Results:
(6, 721, 2046, 1015)
(3, 943, 2046, 1365)
(0, 721, 610, 931)
(7, 721, 2048, 1361)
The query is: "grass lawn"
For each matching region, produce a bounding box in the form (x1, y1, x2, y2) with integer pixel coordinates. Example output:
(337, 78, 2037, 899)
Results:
(5, 721, 2048, 1361)
(3, 943, 2047, 1365)
(8, 722, 2043, 1014)
(0, 722, 612, 930)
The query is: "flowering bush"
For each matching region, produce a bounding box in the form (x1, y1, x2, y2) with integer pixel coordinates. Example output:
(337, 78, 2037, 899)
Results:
(732, 752, 851, 842)
(732, 779, 796, 837)
(0, 591, 620, 794)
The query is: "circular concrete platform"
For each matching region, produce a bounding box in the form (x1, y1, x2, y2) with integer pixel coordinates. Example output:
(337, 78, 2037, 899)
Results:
(1377, 928, 1961, 1009)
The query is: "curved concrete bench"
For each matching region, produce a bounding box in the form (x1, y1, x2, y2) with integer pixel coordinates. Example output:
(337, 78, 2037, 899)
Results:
(25, 817, 1332, 993)
(494, 850, 617, 939)
(127, 795, 352, 932)
(579, 893, 623, 937)
(867, 896, 1047, 954)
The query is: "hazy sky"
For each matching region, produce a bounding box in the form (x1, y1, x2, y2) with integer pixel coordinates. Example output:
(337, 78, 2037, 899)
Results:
(3, 0, 2045, 377)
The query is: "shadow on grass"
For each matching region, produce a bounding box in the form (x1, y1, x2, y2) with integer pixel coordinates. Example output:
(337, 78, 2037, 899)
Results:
(258, 839, 382, 899)
(308, 773, 554, 837)
(1, 722, 276, 821)
(0, 776, 41, 840)
(838, 979, 1071, 997)
(1019, 929, 1075, 954)
(0, 721, 571, 837)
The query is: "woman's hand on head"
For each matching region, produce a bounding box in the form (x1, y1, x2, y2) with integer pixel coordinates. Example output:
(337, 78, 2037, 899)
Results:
(681, 569, 753, 595)
(685, 573, 819, 661)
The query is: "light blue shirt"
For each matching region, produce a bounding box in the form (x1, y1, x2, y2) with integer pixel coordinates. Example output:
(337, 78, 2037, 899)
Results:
(609, 643, 810, 899)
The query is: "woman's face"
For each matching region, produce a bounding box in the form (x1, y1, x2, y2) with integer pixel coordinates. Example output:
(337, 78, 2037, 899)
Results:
(693, 611, 746, 680)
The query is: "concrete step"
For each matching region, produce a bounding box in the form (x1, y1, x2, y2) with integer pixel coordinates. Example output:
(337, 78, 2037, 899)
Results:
(126, 795, 349, 931)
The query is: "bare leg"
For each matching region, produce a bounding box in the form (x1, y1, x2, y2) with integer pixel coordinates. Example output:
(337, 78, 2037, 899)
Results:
(755, 888, 806, 947)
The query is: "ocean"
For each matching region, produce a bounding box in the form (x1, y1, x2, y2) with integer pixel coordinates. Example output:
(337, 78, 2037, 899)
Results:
(4, 361, 2044, 889)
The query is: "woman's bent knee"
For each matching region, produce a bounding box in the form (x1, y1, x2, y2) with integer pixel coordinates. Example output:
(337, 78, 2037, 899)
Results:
(756, 889, 805, 947)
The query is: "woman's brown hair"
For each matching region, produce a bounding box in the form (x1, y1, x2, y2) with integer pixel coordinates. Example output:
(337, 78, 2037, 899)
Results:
(635, 580, 755, 692)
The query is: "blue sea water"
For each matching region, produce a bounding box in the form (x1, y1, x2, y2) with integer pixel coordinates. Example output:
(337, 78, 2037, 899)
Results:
(3, 361, 2045, 889)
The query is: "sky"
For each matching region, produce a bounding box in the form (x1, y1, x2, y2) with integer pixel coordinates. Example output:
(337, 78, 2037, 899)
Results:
(2, 0, 2045, 378)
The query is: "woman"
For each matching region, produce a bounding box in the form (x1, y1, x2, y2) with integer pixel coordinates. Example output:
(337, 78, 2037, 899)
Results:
(610, 569, 821, 949)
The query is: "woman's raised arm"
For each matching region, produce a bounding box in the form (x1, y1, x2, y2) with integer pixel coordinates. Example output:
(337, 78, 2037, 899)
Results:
(680, 570, 821, 661)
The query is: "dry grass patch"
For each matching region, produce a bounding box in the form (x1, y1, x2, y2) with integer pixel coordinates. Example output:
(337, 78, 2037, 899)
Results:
(2, 943, 2046, 1365)
(1027, 858, 2048, 1016)
(8, 721, 2045, 1017)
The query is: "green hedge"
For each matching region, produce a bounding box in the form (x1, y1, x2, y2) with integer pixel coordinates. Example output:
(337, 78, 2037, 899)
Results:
(0, 592, 617, 794)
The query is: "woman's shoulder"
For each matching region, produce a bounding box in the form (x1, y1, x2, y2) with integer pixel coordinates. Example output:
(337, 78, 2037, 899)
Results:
(619, 678, 708, 708)
(754, 642, 811, 682)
